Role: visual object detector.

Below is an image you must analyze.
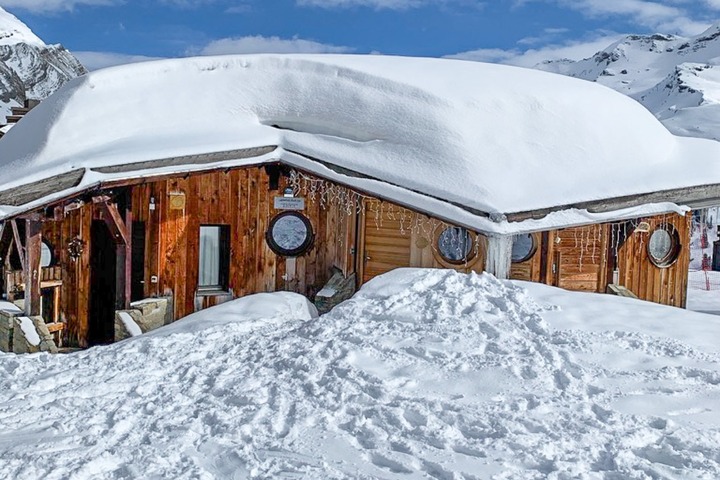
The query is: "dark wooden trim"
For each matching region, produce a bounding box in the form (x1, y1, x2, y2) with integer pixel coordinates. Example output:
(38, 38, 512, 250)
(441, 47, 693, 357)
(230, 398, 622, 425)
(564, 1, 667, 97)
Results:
(91, 146, 276, 174)
(507, 184, 720, 222)
(123, 209, 132, 310)
(539, 231, 550, 284)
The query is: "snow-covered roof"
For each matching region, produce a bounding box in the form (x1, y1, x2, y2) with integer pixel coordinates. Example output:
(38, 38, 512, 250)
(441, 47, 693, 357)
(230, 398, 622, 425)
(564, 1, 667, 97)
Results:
(1, 54, 720, 234)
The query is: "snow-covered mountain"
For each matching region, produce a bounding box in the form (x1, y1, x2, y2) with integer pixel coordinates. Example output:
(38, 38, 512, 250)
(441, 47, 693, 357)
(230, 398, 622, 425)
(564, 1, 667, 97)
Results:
(538, 24, 720, 141)
(0, 7, 85, 119)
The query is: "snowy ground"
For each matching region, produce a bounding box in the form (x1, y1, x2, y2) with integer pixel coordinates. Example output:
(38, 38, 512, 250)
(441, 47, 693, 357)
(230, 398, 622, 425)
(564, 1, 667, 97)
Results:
(1, 268, 720, 479)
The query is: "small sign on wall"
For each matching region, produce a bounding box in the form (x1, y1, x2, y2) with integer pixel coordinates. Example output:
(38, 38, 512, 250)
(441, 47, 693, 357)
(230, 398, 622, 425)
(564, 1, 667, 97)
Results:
(274, 197, 305, 211)
(169, 192, 186, 210)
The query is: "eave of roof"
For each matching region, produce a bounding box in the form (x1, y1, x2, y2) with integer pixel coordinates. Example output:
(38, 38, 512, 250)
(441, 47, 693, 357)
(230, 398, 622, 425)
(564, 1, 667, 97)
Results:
(0, 145, 697, 236)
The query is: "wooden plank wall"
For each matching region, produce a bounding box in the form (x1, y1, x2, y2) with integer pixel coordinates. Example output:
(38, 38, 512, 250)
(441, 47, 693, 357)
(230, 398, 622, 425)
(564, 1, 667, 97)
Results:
(14, 181, 692, 348)
(549, 225, 609, 292)
(615, 213, 691, 307)
(509, 233, 543, 283)
(359, 199, 486, 284)
(52, 203, 92, 347)
(131, 167, 355, 320)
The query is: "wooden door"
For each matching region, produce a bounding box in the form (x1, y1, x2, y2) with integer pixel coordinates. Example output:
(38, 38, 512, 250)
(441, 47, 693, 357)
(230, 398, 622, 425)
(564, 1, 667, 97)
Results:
(550, 225, 609, 293)
(131, 220, 146, 302)
(359, 202, 412, 285)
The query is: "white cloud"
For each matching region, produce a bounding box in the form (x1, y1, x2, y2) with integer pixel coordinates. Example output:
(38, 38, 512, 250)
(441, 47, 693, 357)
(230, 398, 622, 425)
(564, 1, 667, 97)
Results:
(0, 0, 121, 13)
(74, 51, 164, 71)
(191, 35, 352, 55)
(553, 0, 708, 36)
(296, 0, 423, 8)
(447, 33, 625, 67)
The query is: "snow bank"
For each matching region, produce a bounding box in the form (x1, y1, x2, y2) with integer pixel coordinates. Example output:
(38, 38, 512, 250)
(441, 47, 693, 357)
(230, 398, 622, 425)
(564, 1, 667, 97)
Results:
(143, 291, 318, 338)
(1, 269, 719, 478)
(2, 54, 720, 232)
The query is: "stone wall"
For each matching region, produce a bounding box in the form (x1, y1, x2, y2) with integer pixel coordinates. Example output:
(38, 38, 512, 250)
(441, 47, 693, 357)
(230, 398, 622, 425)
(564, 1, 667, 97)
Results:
(115, 297, 171, 341)
(12, 316, 58, 354)
(0, 309, 19, 352)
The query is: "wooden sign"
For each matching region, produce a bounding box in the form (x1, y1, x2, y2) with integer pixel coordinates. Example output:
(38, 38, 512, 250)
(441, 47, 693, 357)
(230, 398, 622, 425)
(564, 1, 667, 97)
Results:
(169, 192, 186, 210)
(274, 197, 305, 211)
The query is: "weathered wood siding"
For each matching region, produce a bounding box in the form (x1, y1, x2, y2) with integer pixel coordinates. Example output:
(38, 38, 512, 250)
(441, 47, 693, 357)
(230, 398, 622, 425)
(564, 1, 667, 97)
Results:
(359, 199, 486, 284)
(131, 168, 355, 320)
(615, 213, 691, 307)
(54, 203, 92, 347)
(547, 225, 609, 292)
(509, 233, 544, 283)
(358, 205, 691, 308)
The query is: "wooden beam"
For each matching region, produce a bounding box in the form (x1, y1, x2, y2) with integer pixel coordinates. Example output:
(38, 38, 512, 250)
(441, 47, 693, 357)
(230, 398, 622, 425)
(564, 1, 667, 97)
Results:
(24, 218, 42, 316)
(10, 219, 25, 272)
(95, 200, 129, 246)
(122, 209, 132, 309)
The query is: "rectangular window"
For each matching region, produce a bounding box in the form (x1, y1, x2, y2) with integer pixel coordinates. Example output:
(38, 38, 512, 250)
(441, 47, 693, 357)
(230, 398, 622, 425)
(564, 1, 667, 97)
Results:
(198, 225, 229, 291)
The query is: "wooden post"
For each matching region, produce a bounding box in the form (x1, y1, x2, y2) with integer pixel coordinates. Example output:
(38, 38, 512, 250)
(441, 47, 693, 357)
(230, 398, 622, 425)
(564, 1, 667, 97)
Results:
(122, 209, 132, 310)
(24, 218, 42, 316)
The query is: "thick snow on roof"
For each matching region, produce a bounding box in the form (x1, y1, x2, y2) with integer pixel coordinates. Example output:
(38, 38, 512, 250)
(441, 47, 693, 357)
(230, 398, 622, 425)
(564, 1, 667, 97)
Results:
(1, 54, 720, 232)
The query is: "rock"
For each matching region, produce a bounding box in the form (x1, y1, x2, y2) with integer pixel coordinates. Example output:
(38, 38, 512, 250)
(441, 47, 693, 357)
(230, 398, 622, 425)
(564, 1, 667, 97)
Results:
(314, 270, 356, 314)
(12, 316, 57, 354)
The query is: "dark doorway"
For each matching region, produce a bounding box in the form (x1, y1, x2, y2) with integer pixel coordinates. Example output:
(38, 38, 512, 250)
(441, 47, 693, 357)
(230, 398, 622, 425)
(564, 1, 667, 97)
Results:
(89, 220, 117, 345)
(131, 221, 146, 302)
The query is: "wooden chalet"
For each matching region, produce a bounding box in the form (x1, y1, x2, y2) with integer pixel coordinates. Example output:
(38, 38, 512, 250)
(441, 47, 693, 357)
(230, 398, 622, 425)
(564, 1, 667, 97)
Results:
(0, 55, 719, 349)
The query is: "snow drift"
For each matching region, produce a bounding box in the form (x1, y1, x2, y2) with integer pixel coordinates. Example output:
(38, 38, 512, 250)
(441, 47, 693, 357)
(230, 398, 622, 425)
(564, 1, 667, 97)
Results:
(1, 269, 719, 479)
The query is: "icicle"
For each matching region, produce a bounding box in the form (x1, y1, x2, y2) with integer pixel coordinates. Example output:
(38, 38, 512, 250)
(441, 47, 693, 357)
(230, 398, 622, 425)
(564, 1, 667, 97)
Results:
(485, 235, 513, 279)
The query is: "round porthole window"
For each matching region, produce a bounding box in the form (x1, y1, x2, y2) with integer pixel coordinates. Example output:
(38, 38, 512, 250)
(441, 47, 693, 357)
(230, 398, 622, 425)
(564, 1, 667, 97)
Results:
(647, 225, 680, 267)
(266, 212, 314, 257)
(511, 233, 537, 263)
(436, 226, 475, 264)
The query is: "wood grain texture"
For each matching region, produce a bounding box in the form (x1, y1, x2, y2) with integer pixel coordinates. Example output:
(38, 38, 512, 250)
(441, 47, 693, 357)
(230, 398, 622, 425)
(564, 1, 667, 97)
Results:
(130, 167, 356, 320)
(360, 199, 486, 285)
(615, 213, 691, 308)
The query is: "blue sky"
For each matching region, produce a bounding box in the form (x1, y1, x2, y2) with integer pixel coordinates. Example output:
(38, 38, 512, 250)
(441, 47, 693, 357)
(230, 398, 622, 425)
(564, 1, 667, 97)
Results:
(4, 0, 720, 70)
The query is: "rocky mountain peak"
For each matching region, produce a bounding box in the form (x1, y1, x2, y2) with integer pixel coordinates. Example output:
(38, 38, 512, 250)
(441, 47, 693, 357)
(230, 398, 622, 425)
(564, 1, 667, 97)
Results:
(0, 7, 85, 120)
(536, 23, 720, 142)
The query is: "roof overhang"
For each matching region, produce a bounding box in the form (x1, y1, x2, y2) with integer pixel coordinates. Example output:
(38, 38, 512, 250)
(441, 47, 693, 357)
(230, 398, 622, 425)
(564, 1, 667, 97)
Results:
(0, 145, 702, 235)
